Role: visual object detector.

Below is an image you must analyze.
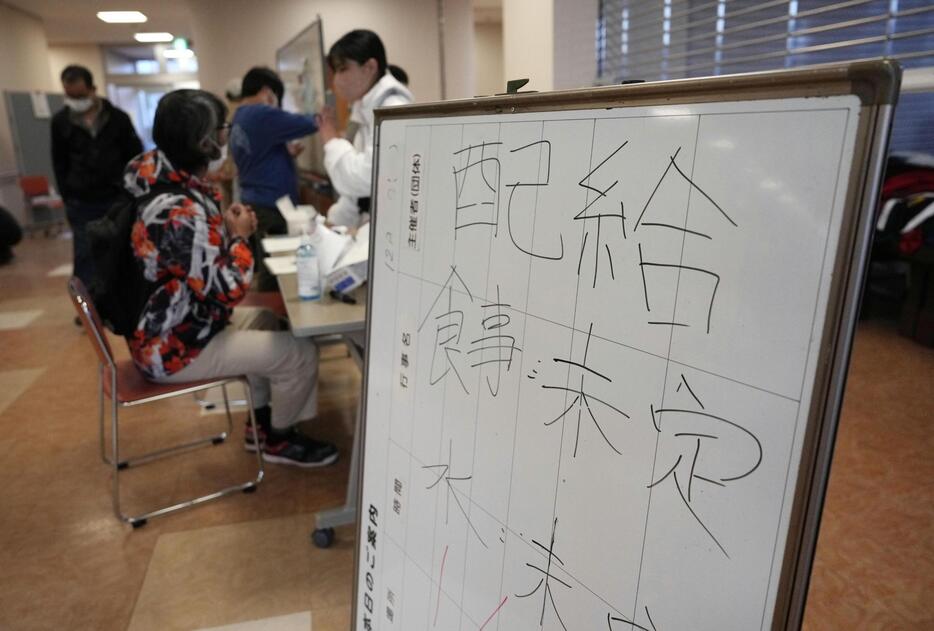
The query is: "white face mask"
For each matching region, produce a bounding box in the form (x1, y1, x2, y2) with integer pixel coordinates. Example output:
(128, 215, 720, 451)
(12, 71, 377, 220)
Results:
(208, 143, 228, 172)
(65, 97, 94, 113)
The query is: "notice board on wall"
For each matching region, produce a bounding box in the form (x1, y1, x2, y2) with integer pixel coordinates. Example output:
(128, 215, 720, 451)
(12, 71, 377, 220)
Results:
(3, 90, 66, 182)
(353, 62, 898, 630)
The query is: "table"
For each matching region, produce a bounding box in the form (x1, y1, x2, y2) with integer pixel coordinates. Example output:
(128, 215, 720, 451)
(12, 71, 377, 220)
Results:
(278, 274, 367, 548)
(278, 273, 366, 336)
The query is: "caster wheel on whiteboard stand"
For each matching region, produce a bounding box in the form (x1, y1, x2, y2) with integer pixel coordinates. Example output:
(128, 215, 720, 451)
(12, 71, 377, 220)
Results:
(312, 527, 335, 548)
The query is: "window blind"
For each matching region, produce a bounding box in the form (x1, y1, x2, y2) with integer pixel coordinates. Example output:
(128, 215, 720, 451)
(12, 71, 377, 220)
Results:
(597, 0, 934, 152)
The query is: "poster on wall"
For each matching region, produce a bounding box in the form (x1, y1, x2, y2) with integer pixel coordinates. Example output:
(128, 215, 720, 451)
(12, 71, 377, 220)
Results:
(29, 91, 51, 119)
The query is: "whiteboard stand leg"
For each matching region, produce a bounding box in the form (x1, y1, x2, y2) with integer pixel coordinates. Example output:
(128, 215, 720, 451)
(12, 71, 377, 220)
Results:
(314, 407, 360, 530)
(312, 335, 364, 547)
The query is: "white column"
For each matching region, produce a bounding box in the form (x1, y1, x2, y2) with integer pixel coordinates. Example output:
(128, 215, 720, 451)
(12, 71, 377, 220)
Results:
(502, 0, 555, 92)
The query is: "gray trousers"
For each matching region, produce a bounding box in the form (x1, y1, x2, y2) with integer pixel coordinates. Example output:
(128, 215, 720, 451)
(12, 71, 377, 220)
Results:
(155, 307, 319, 430)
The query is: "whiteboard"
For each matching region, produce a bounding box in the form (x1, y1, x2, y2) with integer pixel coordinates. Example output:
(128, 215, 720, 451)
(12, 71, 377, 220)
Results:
(276, 17, 327, 174)
(354, 66, 895, 631)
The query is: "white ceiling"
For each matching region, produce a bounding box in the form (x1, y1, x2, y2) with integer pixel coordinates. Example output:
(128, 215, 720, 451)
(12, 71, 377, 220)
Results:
(11, 0, 507, 44)
(6, 0, 194, 45)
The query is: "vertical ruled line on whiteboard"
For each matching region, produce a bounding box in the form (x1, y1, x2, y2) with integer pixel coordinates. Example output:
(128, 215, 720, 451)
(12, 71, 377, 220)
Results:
(398, 123, 434, 631)
(425, 122, 454, 631)
(458, 121, 504, 631)
(631, 112, 703, 622)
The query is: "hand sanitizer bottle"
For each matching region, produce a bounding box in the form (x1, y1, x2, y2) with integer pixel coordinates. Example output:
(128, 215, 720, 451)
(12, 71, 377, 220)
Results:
(296, 227, 321, 301)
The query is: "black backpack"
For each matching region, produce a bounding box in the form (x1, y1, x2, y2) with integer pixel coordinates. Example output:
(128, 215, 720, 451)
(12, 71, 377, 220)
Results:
(86, 183, 180, 337)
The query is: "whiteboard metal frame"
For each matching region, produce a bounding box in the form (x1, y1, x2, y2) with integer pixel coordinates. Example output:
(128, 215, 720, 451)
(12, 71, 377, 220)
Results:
(352, 60, 899, 631)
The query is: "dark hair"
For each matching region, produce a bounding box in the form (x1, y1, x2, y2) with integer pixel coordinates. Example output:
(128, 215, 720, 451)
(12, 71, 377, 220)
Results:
(153, 89, 228, 173)
(241, 66, 284, 105)
(388, 64, 408, 86)
(327, 30, 387, 78)
(60, 65, 94, 88)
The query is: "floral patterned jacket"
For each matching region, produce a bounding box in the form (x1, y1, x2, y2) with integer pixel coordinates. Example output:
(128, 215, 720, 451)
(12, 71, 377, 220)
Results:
(125, 150, 253, 378)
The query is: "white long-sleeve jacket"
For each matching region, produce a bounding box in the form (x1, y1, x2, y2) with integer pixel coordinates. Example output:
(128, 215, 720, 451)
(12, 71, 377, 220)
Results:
(324, 72, 413, 227)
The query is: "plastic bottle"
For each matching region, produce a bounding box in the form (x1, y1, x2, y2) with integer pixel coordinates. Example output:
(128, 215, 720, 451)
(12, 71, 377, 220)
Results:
(296, 228, 321, 301)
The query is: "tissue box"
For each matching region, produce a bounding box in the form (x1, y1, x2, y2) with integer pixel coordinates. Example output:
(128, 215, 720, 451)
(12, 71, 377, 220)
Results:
(275, 195, 317, 235)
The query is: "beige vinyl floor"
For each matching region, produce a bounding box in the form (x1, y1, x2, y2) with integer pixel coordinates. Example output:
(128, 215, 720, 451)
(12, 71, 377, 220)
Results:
(0, 236, 930, 630)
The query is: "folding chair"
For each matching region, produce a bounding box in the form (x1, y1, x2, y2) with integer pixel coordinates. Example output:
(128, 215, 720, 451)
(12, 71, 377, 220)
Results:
(68, 277, 264, 528)
(19, 175, 64, 236)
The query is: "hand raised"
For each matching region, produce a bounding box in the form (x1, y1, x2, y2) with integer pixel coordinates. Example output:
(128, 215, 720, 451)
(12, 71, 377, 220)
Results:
(224, 203, 257, 239)
(317, 106, 339, 143)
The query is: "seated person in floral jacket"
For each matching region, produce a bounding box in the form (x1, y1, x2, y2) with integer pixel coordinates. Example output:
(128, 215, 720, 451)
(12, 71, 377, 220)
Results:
(126, 89, 337, 468)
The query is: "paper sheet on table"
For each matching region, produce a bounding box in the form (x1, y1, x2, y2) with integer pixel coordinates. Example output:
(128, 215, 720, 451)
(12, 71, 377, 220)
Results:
(311, 224, 351, 276)
(263, 255, 296, 276)
(261, 224, 350, 278)
(262, 215, 328, 254)
(327, 223, 370, 292)
(333, 223, 369, 268)
(262, 236, 302, 255)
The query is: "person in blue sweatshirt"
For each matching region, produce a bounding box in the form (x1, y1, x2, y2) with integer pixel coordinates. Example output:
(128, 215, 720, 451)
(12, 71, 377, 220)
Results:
(229, 67, 318, 291)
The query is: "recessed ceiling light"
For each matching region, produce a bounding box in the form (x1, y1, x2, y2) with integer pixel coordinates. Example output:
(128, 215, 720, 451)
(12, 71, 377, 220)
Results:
(134, 32, 174, 43)
(163, 48, 195, 59)
(96, 11, 148, 24)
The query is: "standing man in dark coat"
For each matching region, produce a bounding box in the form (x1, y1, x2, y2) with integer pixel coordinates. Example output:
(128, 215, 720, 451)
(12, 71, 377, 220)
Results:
(51, 64, 143, 290)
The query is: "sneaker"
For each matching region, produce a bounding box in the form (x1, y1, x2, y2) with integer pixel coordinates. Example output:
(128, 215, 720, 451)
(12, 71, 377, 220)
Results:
(244, 405, 272, 452)
(244, 422, 267, 452)
(262, 428, 339, 468)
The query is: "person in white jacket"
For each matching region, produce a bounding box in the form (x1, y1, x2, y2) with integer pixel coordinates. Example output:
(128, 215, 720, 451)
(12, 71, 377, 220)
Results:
(318, 30, 414, 228)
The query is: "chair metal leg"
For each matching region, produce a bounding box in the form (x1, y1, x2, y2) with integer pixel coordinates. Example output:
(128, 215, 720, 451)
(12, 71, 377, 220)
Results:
(242, 379, 266, 486)
(115, 432, 230, 469)
(193, 388, 215, 411)
(112, 384, 238, 470)
(121, 478, 263, 527)
(99, 364, 110, 465)
(195, 385, 248, 411)
(111, 376, 264, 527)
(100, 363, 227, 469)
(221, 384, 234, 437)
(111, 370, 123, 522)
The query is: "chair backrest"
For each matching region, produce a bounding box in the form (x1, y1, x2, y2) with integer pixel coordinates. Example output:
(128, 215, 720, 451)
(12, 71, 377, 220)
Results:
(19, 175, 49, 198)
(68, 276, 116, 368)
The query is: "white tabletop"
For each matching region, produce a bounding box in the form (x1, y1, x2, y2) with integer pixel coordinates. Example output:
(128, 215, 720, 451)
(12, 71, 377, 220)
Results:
(278, 273, 366, 337)
(261, 236, 303, 255)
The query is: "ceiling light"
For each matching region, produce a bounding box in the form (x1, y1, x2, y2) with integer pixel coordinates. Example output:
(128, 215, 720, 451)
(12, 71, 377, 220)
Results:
(163, 49, 195, 59)
(96, 11, 148, 24)
(134, 32, 173, 43)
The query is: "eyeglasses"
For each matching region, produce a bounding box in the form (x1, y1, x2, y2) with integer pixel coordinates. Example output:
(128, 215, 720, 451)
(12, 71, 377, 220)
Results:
(216, 123, 232, 132)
